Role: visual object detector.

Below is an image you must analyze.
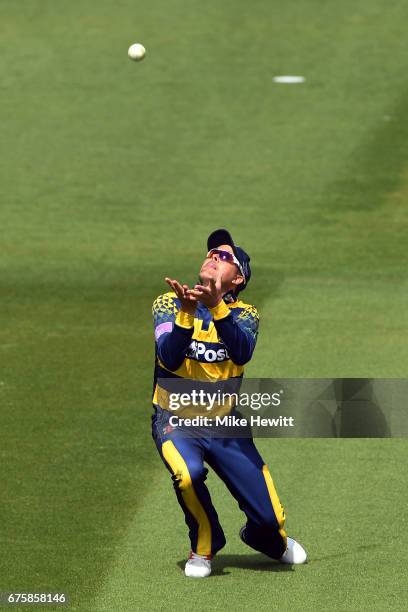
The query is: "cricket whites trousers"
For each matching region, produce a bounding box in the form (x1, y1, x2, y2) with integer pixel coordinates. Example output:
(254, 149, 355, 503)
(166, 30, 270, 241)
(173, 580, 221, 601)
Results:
(152, 408, 287, 558)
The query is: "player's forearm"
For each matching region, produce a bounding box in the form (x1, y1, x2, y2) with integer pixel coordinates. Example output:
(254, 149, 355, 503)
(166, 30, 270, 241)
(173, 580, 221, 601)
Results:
(209, 302, 255, 365)
(213, 318, 255, 365)
(156, 310, 194, 371)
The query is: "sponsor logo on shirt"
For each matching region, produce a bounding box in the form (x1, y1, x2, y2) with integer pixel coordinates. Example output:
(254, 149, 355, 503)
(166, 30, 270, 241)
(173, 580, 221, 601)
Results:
(186, 340, 230, 362)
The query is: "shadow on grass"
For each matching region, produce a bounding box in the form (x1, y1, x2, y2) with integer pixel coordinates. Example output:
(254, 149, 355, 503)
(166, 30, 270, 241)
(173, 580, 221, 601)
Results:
(177, 553, 295, 576)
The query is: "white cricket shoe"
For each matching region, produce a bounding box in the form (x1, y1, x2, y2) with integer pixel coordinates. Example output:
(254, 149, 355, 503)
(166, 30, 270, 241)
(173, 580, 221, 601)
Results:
(184, 551, 212, 578)
(280, 537, 307, 564)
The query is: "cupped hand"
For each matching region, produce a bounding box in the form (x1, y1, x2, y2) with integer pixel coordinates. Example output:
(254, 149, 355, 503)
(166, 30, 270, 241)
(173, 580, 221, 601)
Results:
(165, 277, 197, 315)
(186, 274, 223, 309)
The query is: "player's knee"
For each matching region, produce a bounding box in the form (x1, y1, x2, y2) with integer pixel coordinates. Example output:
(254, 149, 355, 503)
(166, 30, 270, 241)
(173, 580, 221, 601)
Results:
(172, 463, 207, 491)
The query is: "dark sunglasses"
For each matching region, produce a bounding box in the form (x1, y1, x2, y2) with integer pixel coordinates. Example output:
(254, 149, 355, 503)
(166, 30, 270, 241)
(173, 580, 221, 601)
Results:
(206, 249, 245, 281)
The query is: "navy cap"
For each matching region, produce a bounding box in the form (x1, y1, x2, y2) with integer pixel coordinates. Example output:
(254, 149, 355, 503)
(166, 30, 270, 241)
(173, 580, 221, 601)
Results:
(207, 229, 251, 293)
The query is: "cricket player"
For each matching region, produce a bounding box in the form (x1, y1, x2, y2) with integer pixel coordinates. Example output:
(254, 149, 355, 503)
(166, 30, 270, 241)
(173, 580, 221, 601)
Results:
(151, 229, 307, 577)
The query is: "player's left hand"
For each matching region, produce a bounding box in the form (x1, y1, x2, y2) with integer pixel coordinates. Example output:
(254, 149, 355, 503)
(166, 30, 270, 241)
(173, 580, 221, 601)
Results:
(186, 274, 223, 309)
(165, 277, 197, 315)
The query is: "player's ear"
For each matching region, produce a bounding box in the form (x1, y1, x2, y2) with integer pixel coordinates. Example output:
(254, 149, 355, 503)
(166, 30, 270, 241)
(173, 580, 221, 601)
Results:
(232, 274, 244, 289)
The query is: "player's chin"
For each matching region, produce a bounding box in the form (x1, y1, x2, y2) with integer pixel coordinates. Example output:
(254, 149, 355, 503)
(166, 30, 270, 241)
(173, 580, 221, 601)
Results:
(199, 270, 216, 284)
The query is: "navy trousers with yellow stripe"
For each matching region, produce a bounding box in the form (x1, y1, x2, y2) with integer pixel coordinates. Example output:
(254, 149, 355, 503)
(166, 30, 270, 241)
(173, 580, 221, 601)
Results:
(152, 410, 287, 559)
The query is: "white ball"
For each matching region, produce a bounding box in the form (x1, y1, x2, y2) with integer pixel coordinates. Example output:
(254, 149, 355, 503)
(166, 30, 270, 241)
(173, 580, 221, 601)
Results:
(128, 43, 146, 61)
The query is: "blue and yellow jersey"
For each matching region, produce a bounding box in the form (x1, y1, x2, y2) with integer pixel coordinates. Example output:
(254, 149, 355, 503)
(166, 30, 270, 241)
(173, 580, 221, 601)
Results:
(152, 291, 259, 412)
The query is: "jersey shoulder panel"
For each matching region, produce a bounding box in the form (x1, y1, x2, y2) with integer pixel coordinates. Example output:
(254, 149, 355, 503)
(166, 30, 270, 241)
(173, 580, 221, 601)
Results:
(233, 299, 259, 318)
(152, 291, 179, 326)
(233, 300, 260, 336)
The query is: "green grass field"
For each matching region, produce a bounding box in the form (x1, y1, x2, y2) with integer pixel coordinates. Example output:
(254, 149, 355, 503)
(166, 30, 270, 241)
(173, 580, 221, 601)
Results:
(1, 1, 408, 610)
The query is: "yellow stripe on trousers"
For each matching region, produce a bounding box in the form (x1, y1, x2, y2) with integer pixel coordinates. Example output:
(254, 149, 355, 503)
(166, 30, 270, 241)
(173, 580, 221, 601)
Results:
(161, 440, 212, 556)
(262, 465, 288, 546)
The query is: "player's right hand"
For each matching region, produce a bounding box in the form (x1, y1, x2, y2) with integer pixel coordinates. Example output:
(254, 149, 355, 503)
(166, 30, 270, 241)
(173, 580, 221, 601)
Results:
(165, 278, 197, 315)
(186, 272, 223, 309)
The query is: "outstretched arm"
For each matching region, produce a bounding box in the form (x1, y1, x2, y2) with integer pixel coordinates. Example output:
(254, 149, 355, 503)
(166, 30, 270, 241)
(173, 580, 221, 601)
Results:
(152, 279, 197, 371)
